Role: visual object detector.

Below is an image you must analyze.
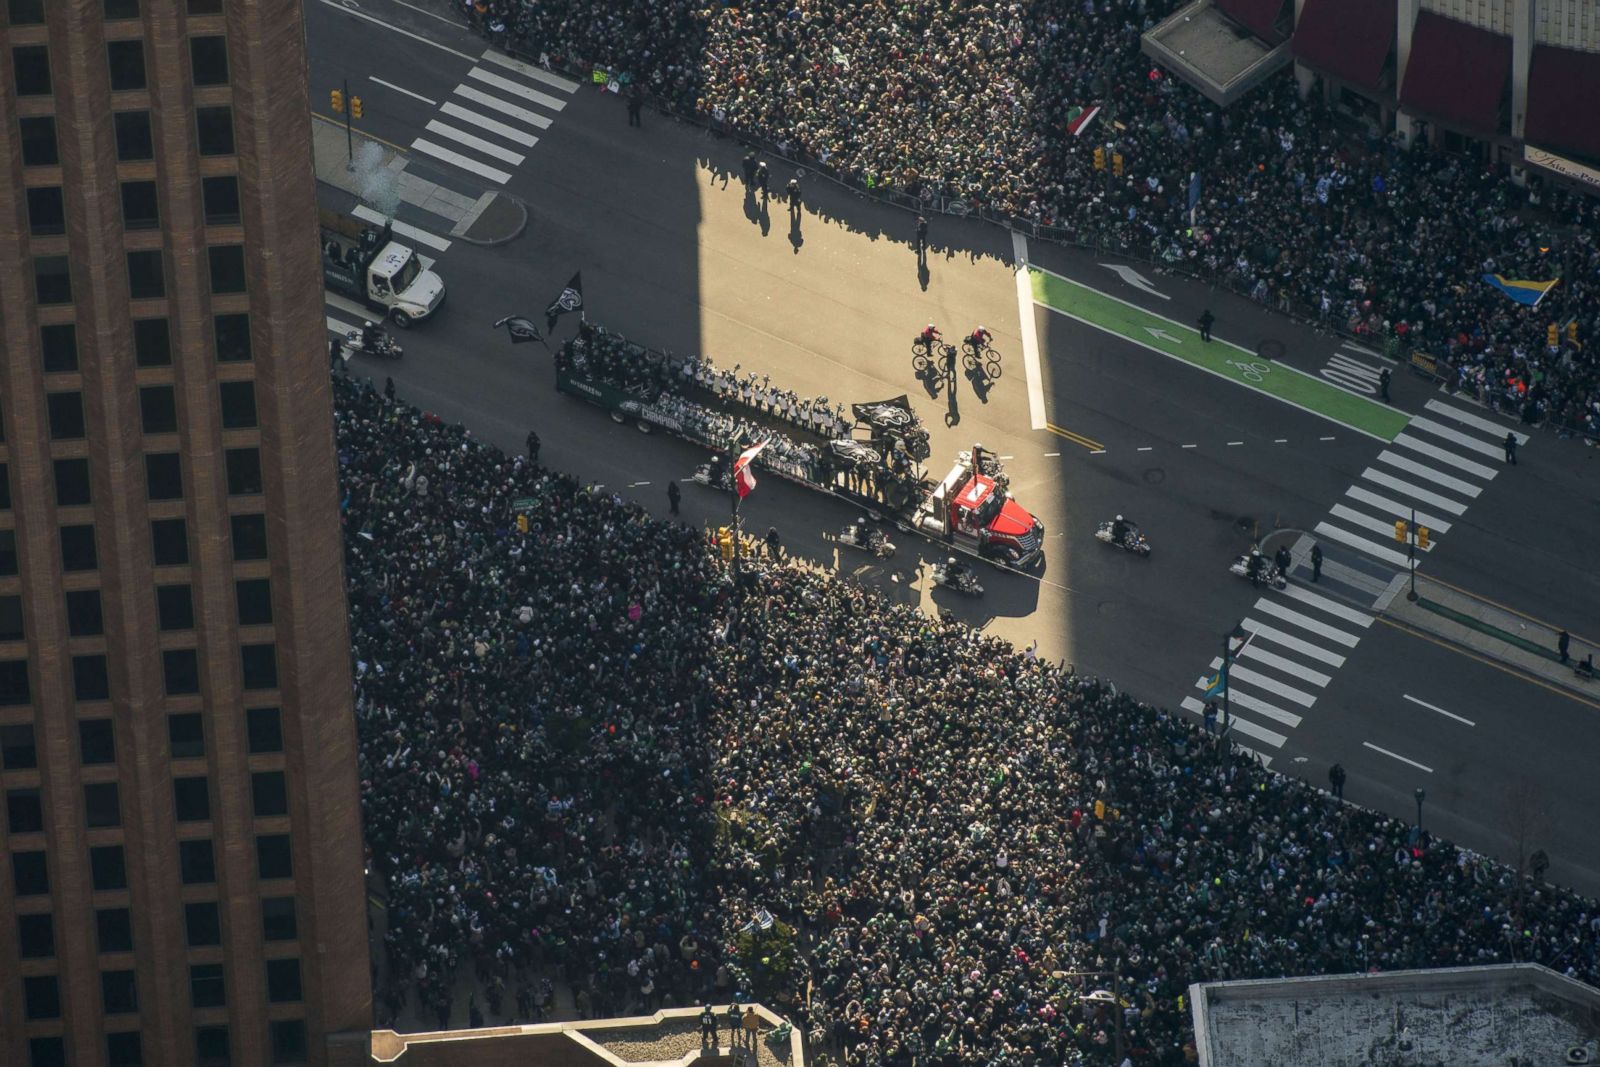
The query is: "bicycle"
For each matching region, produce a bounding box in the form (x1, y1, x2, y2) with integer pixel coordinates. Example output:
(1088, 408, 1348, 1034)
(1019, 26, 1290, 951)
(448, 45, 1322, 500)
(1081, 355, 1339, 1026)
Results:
(912, 337, 954, 376)
(962, 339, 1003, 380)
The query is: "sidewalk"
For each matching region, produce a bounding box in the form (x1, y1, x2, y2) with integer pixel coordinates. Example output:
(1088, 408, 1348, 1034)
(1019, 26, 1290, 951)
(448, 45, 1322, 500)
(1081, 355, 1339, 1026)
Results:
(1378, 573, 1598, 697)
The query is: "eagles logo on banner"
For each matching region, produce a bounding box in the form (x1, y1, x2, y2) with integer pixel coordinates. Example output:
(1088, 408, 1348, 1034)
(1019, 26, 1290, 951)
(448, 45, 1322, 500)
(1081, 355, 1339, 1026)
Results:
(491, 315, 544, 344)
(545, 271, 584, 330)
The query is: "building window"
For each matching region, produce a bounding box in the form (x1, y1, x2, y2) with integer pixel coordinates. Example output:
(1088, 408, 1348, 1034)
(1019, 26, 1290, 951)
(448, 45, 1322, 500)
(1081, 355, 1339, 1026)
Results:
(84, 781, 120, 828)
(0, 465, 9, 510)
(106, 39, 146, 91)
(0, 723, 36, 768)
(162, 648, 198, 695)
(97, 908, 133, 953)
(256, 833, 292, 879)
(173, 775, 210, 821)
(106, 1032, 142, 1067)
(0, 529, 14, 575)
(133, 317, 170, 366)
(74, 654, 110, 702)
(145, 453, 183, 500)
(266, 958, 302, 1003)
(184, 901, 220, 945)
(262, 896, 297, 940)
(202, 174, 240, 226)
(270, 1020, 307, 1065)
(168, 712, 204, 758)
(66, 589, 104, 637)
(0, 659, 31, 704)
(7, 787, 44, 832)
(157, 584, 194, 630)
(196, 105, 234, 155)
(12, 45, 51, 96)
(90, 844, 127, 891)
(47, 391, 86, 439)
(40, 324, 78, 372)
(113, 111, 153, 162)
(247, 707, 282, 753)
(231, 513, 267, 559)
(147, 521, 188, 569)
(178, 839, 216, 885)
(30, 1037, 67, 1067)
(127, 249, 165, 299)
(0, 595, 22, 642)
(188, 0, 223, 12)
(8, 0, 45, 25)
(219, 380, 257, 428)
(121, 180, 159, 230)
(190, 35, 227, 84)
(190, 963, 225, 1008)
(24, 975, 60, 1020)
(102, 969, 138, 1013)
(19, 115, 58, 165)
(139, 385, 178, 434)
(13, 851, 50, 895)
(26, 186, 65, 236)
(104, 0, 141, 18)
(226, 447, 261, 494)
(79, 719, 115, 764)
(252, 770, 287, 817)
(60, 524, 97, 569)
(19, 913, 54, 958)
(236, 577, 272, 625)
(241, 643, 277, 689)
(214, 312, 251, 362)
(195, 1026, 230, 1067)
(54, 457, 92, 506)
(208, 243, 245, 292)
(34, 256, 73, 305)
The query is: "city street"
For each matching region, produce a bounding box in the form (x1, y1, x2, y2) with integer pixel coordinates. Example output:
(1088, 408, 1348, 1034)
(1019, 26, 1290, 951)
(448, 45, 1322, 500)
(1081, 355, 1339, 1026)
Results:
(307, 0, 1600, 893)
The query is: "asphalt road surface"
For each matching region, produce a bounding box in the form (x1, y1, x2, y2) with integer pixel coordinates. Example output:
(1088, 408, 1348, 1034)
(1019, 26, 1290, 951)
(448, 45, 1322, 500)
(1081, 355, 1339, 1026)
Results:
(306, 0, 1600, 895)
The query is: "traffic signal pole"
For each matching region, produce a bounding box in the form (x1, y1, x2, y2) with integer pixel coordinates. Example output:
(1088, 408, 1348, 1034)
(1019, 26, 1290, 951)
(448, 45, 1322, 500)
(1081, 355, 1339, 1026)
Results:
(344, 77, 353, 161)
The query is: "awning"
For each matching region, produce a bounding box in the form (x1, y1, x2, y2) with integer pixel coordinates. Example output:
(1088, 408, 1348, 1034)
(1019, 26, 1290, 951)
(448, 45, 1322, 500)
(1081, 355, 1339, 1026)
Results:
(1399, 11, 1510, 136)
(1525, 44, 1600, 165)
(1214, 0, 1287, 43)
(1291, 0, 1396, 91)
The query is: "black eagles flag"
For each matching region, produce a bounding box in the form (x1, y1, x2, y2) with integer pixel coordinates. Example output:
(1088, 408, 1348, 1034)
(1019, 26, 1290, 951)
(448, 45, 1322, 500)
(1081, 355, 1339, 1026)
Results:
(545, 271, 584, 331)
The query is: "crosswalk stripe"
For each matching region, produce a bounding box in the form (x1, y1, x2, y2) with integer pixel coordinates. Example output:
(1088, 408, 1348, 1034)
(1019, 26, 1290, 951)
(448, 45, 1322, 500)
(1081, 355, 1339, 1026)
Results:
(1279, 584, 1375, 628)
(1406, 416, 1507, 461)
(439, 101, 540, 147)
(1343, 486, 1453, 533)
(1423, 400, 1527, 445)
(350, 205, 453, 252)
(452, 84, 553, 129)
(1392, 432, 1498, 480)
(1180, 697, 1288, 748)
(1360, 468, 1468, 515)
(1251, 600, 1362, 647)
(409, 138, 513, 184)
(326, 313, 359, 334)
(1228, 743, 1274, 768)
(423, 119, 526, 165)
(1239, 642, 1333, 687)
(467, 66, 568, 113)
(1206, 685, 1305, 729)
(1376, 450, 1481, 497)
(1329, 503, 1433, 550)
(479, 48, 582, 93)
(1239, 618, 1348, 667)
(1206, 657, 1316, 707)
(1314, 520, 1415, 568)
(324, 291, 368, 318)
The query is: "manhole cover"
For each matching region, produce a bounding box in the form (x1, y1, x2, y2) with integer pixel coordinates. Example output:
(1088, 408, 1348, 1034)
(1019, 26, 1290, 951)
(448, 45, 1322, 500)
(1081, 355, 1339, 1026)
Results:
(1233, 516, 1255, 535)
(1142, 467, 1166, 485)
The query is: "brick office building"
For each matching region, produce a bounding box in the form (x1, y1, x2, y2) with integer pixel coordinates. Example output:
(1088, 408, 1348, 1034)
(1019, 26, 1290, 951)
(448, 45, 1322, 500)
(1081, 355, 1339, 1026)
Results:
(0, 2, 370, 1065)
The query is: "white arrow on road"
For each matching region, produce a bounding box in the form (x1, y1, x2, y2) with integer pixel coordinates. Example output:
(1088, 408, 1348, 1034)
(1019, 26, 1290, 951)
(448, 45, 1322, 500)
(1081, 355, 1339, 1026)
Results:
(1144, 327, 1183, 344)
(1100, 263, 1170, 300)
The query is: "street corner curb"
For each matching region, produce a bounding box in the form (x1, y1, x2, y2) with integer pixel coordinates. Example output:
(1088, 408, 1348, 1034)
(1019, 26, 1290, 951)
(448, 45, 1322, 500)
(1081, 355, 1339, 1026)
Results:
(450, 192, 530, 247)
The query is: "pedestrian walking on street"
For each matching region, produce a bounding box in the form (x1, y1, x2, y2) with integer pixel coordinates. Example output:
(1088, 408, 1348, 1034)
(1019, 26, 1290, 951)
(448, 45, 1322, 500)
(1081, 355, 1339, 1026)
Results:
(1558, 628, 1571, 664)
(627, 86, 643, 127)
(1379, 367, 1391, 402)
(741, 151, 757, 187)
(667, 480, 681, 516)
(1203, 700, 1218, 736)
(916, 214, 928, 254)
(786, 177, 802, 216)
(1310, 543, 1323, 582)
(525, 429, 540, 465)
(1328, 762, 1346, 800)
(1504, 431, 1518, 465)
(755, 160, 770, 199)
(1198, 309, 1215, 342)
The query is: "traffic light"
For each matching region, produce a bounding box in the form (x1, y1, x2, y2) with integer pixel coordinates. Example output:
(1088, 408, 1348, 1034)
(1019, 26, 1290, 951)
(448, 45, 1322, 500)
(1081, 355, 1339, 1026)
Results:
(1093, 147, 1106, 171)
(516, 513, 529, 533)
(1417, 526, 1430, 549)
(331, 88, 344, 113)
(1548, 323, 1559, 347)
(350, 96, 363, 120)
(1112, 153, 1125, 178)
(1567, 320, 1580, 346)
(717, 526, 734, 561)
(1393, 519, 1408, 544)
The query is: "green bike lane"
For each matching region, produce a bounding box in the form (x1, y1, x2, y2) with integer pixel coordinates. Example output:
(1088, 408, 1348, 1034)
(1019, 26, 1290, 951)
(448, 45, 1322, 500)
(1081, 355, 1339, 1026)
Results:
(1028, 266, 1409, 442)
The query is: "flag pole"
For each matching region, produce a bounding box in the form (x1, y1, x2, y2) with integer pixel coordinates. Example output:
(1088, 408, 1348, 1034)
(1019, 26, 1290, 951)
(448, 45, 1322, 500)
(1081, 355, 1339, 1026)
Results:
(730, 450, 741, 577)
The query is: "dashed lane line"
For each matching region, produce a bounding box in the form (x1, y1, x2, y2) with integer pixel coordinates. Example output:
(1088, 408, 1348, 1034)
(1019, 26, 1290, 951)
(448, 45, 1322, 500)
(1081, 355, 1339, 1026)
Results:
(1403, 694, 1475, 727)
(1363, 741, 1434, 773)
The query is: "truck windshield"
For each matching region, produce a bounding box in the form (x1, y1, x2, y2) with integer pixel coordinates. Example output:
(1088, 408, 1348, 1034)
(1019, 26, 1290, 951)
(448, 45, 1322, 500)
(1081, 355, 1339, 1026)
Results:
(392, 254, 420, 292)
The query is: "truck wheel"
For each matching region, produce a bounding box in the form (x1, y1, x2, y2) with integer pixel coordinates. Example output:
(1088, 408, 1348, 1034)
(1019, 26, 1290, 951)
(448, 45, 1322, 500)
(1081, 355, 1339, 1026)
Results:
(636, 420, 653, 434)
(390, 310, 413, 330)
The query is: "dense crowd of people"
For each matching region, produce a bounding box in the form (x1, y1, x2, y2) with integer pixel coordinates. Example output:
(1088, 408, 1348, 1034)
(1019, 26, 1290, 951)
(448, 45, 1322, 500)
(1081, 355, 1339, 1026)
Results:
(338, 373, 1600, 1062)
(455, 0, 1599, 439)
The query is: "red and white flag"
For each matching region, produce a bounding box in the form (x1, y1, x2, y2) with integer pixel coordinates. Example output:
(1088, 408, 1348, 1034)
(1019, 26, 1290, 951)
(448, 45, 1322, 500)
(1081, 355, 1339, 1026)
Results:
(733, 441, 767, 499)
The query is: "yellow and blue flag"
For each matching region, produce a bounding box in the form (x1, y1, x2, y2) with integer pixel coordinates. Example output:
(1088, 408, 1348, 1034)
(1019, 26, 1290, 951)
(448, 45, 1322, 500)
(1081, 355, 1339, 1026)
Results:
(1203, 668, 1226, 699)
(1482, 274, 1559, 307)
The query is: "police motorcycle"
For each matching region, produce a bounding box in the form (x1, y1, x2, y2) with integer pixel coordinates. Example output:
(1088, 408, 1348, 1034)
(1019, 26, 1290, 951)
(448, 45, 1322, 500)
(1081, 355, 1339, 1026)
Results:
(931, 557, 983, 596)
(1095, 515, 1151, 557)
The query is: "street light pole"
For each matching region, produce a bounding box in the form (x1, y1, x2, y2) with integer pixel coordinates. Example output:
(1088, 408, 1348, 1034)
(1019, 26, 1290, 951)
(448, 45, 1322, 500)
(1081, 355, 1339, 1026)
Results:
(1407, 507, 1418, 602)
(1414, 787, 1426, 830)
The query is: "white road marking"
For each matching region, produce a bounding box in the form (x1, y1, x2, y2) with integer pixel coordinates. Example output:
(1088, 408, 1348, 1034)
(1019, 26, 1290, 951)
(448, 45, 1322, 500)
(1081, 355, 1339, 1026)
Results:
(368, 76, 436, 105)
(1391, 433, 1498, 480)
(467, 66, 569, 113)
(1329, 503, 1433, 549)
(423, 119, 526, 165)
(1274, 438, 1287, 443)
(439, 102, 540, 147)
(1411, 414, 1516, 458)
(1209, 687, 1304, 729)
(409, 138, 513, 184)
(1239, 642, 1333, 688)
(1206, 657, 1317, 707)
(1363, 741, 1433, 773)
(324, 291, 369, 319)
(1251, 600, 1362, 647)
(479, 47, 583, 93)
(1376, 450, 1481, 498)
(1043, 452, 1060, 457)
(1229, 744, 1274, 768)
(1239, 618, 1348, 667)
(1227, 441, 1243, 446)
(1180, 696, 1289, 748)
(1012, 231, 1047, 430)
(1280, 584, 1375, 628)
(1137, 446, 1153, 452)
(1313, 521, 1415, 568)
(1101, 262, 1170, 299)
(350, 205, 453, 252)
(326, 313, 359, 335)
(1343, 486, 1453, 533)
(1320, 435, 1336, 441)
(1182, 443, 1197, 449)
(1090, 449, 1107, 455)
(1423, 400, 1527, 445)
(312, 0, 475, 59)
(1403, 693, 1475, 726)
(452, 84, 554, 129)
(1359, 468, 1468, 515)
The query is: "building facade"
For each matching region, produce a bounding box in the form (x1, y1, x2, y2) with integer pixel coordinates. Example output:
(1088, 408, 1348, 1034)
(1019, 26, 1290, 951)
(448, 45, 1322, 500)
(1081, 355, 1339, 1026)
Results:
(0, 2, 370, 1065)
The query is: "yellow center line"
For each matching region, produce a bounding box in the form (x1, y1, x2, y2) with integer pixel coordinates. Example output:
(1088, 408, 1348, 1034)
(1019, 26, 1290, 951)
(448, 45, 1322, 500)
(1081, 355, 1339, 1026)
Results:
(1375, 616, 1600, 713)
(1045, 423, 1104, 452)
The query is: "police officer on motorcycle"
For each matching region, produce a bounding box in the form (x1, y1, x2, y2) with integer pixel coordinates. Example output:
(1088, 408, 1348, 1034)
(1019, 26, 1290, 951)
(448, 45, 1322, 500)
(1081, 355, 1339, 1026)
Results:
(361, 319, 385, 354)
(1111, 514, 1135, 546)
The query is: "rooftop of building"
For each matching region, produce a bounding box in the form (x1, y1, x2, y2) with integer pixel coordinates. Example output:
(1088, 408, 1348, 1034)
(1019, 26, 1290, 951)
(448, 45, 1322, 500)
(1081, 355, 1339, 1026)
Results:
(1142, 0, 1292, 106)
